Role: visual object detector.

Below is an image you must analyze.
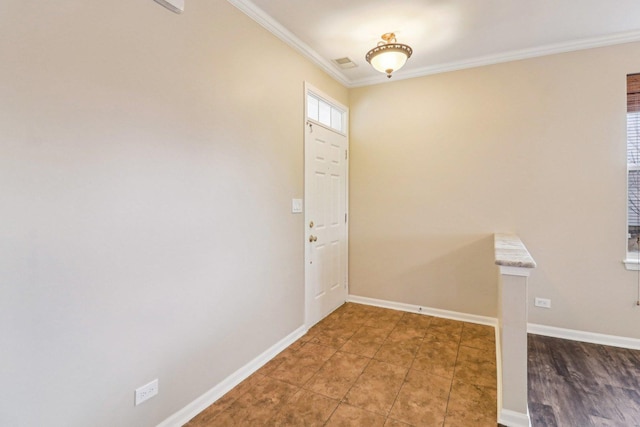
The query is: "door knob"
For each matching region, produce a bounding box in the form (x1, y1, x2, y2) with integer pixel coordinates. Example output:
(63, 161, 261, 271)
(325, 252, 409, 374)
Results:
(309, 235, 317, 242)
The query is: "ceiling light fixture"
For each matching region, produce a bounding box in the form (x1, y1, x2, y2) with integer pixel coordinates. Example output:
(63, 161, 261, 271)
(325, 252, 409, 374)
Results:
(365, 33, 413, 79)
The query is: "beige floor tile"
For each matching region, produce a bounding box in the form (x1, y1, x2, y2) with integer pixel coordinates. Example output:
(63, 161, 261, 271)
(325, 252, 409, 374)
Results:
(386, 325, 426, 342)
(412, 334, 459, 379)
(287, 337, 308, 351)
(224, 372, 266, 401)
(325, 403, 386, 427)
(341, 325, 389, 357)
(304, 351, 370, 399)
(388, 369, 451, 426)
(258, 346, 300, 376)
(268, 342, 336, 386)
(307, 330, 350, 348)
(332, 303, 373, 325)
(185, 373, 265, 426)
(297, 331, 315, 343)
(374, 335, 422, 368)
(308, 322, 360, 348)
(444, 379, 497, 427)
(459, 323, 496, 351)
(306, 315, 342, 338)
(344, 359, 408, 415)
(345, 303, 382, 316)
(303, 323, 325, 343)
(384, 418, 414, 427)
(428, 318, 464, 341)
(365, 310, 404, 331)
(444, 418, 495, 427)
(453, 345, 497, 389)
(265, 389, 339, 426)
(366, 305, 398, 316)
(212, 376, 299, 425)
(397, 312, 433, 329)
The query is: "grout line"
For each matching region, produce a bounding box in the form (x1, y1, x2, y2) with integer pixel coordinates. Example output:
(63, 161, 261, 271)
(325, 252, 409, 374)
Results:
(385, 325, 426, 425)
(442, 324, 464, 425)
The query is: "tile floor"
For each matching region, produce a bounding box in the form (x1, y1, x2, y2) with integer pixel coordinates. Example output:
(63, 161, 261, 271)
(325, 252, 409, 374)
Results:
(185, 303, 497, 426)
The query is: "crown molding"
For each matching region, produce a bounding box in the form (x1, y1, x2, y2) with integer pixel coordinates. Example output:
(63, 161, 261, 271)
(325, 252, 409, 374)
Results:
(227, 0, 640, 89)
(350, 29, 640, 87)
(227, 0, 351, 87)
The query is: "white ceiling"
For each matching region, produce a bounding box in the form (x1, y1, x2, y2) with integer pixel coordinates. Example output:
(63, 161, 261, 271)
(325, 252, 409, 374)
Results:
(228, 0, 640, 87)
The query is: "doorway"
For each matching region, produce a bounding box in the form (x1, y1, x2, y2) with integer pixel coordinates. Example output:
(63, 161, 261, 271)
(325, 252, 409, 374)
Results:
(304, 83, 349, 327)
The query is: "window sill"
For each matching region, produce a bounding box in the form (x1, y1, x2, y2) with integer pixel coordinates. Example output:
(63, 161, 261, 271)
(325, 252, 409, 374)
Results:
(623, 257, 640, 271)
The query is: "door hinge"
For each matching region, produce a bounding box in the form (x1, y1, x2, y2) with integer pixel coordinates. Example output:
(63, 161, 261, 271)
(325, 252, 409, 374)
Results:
(345, 149, 348, 160)
(345, 213, 347, 223)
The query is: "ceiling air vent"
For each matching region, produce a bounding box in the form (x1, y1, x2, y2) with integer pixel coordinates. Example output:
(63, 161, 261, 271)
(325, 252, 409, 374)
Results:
(333, 57, 358, 69)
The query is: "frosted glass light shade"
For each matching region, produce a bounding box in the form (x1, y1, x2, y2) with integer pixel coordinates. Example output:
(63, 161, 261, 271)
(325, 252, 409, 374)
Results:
(369, 49, 409, 76)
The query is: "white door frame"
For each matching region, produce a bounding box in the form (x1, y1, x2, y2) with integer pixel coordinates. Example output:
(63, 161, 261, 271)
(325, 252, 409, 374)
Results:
(303, 81, 349, 328)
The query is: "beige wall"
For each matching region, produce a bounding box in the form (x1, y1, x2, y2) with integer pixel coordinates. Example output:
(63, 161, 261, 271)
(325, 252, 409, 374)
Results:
(349, 42, 640, 338)
(0, 1, 346, 426)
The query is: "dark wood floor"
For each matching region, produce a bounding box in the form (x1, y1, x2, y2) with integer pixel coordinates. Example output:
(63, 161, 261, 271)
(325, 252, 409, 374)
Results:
(528, 334, 640, 426)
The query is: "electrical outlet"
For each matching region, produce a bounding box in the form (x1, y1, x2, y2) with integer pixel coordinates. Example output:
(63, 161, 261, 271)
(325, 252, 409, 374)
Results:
(135, 379, 158, 406)
(534, 297, 551, 309)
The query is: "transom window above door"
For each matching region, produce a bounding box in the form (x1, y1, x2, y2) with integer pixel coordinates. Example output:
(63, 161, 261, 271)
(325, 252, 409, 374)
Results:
(307, 93, 345, 134)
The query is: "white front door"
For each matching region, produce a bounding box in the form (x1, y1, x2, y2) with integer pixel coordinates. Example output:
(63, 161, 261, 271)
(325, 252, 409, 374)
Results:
(304, 86, 348, 327)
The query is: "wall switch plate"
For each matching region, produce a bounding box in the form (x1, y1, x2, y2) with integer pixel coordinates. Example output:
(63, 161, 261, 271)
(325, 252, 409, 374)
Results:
(291, 198, 303, 213)
(534, 297, 551, 309)
(135, 379, 158, 406)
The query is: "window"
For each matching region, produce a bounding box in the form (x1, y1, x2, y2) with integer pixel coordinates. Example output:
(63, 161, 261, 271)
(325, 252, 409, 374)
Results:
(628, 74, 640, 254)
(306, 93, 345, 134)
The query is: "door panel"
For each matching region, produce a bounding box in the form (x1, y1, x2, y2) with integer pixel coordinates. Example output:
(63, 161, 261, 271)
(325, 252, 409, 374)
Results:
(305, 115, 348, 327)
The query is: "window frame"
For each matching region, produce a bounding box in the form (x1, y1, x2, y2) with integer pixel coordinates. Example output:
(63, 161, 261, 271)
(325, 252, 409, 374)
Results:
(306, 92, 347, 135)
(624, 74, 640, 270)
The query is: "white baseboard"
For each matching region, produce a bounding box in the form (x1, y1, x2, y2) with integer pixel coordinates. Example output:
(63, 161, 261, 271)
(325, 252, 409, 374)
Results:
(347, 294, 498, 326)
(157, 325, 307, 427)
(528, 323, 640, 350)
(499, 409, 531, 427)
